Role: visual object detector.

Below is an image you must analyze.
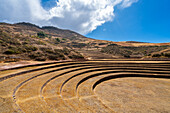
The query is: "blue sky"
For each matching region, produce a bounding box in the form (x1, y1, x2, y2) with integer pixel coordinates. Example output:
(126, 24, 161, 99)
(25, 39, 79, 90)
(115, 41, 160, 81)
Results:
(41, 0, 57, 10)
(86, 0, 170, 43)
(0, 0, 170, 43)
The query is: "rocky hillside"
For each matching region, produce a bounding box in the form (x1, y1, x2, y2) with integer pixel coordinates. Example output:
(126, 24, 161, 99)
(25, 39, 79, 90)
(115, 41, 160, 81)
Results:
(0, 22, 85, 62)
(0, 22, 170, 62)
(101, 44, 170, 58)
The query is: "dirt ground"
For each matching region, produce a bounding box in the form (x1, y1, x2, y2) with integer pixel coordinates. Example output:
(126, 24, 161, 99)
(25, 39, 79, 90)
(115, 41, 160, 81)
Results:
(95, 78, 170, 113)
(0, 60, 169, 113)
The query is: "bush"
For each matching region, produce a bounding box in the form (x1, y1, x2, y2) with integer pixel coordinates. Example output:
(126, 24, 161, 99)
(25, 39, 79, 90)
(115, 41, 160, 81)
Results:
(24, 45, 38, 52)
(9, 39, 21, 45)
(164, 53, 170, 57)
(48, 36, 52, 39)
(148, 54, 151, 56)
(59, 54, 65, 58)
(4, 49, 20, 54)
(69, 55, 84, 59)
(99, 43, 107, 45)
(72, 43, 87, 48)
(48, 55, 59, 60)
(56, 38, 60, 42)
(35, 57, 46, 61)
(48, 54, 65, 60)
(37, 32, 46, 38)
(101, 44, 170, 58)
(4, 49, 15, 54)
(36, 41, 46, 45)
(63, 48, 70, 55)
(40, 47, 54, 54)
(152, 54, 161, 57)
(124, 55, 130, 58)
(29, 52, 47, 61)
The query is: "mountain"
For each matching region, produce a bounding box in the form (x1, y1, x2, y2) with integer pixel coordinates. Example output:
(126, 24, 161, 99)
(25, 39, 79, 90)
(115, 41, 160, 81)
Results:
(0, 22, 170, 62)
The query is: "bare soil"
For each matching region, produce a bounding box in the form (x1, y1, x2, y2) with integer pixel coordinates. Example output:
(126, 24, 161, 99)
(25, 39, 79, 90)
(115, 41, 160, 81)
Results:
(0, 60, 169, 113)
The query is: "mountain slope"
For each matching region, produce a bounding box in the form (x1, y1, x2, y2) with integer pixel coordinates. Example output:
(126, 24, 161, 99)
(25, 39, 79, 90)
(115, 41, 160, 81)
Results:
(0, 22, 170, 62)
(0, 22, 85, 62)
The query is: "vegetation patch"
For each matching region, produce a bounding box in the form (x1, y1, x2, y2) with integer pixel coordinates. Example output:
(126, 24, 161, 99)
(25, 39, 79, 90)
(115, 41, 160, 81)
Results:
(101, 44, 170, 58)
(72, 42, 87, 48)
(37, 31, 47, 38)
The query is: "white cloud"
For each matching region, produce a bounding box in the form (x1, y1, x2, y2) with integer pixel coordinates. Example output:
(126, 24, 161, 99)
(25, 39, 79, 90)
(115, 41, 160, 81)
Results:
(0, 0, 138, 34)
(121, 0, 138, 8)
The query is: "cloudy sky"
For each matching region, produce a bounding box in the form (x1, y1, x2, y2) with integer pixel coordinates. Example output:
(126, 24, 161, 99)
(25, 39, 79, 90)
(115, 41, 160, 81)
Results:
(0, 0, 169, 43)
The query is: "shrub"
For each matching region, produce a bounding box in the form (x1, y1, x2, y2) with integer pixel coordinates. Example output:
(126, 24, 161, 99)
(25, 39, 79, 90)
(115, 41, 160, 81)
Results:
(56, 38, 60, 42)
(99, 43, 107, 45)
(4, 49, 20, 54)
(14, 34, 20, 39)
(148, 54, 151, 56)
(36, 41, 46, 45)
(48, 36, 52, 39)
(35, 57, 46, 61)
(9, 39, 21, 45)
(70, 36, 76, 40)
(50, 54, 65, 60)
(29, 54, 38, 59)
(164, 53, 170, 57)
(101, 44, 170, 58)
(24, 45, 38, 52)
(124, 55, 130, 58)
(22, 41, 29, 45)
(48, 55, 59, 60)
(152, 54, 161, 57)
(37, 32, 46, 38)
(29, 52, 47, 61)
(59, 54, 65, 58)
(40, 47, 54, 54)
(72, 43, 87, 48)
(69, 55, 84, 59)
(63, 48, 70, 55)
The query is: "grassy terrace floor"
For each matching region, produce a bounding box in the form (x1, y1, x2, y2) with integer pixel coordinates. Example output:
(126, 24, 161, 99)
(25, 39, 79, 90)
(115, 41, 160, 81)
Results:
(0, 60, 170, 113)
